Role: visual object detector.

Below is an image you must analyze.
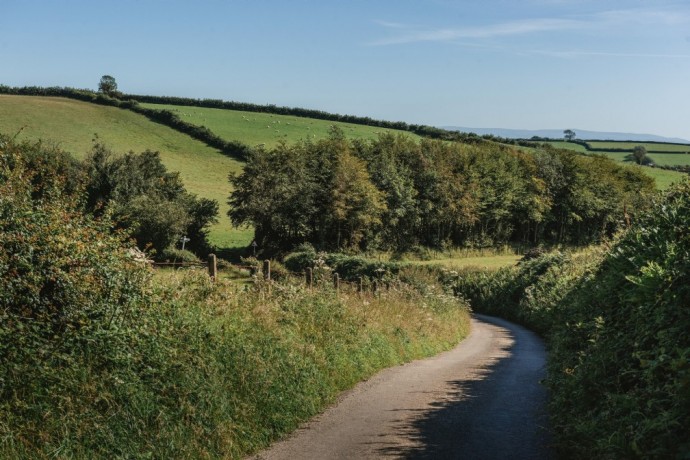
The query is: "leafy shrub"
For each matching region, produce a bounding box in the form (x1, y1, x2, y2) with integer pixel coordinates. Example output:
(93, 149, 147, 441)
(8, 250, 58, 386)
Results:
(0, 136, 151, 457)
(452, 180, 690, 458)
(545, 181, 690, 458)
(158, 247, 201, 263)
(283, 250, 401, 281)
(83, 143, 219, 255)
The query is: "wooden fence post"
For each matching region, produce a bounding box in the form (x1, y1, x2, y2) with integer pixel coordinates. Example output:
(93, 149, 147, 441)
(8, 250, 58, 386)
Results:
(263, 259, 271, 295)
(208, 254, 217, 281)
(263, 260, 271, 281)
(333, 273, 340, 295)
(306, 267, 313, 290)
(357, 277, 363, 295)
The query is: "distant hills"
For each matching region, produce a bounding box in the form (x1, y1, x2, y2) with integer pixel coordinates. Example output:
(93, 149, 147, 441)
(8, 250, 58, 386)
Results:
(442, 127, 690, 144)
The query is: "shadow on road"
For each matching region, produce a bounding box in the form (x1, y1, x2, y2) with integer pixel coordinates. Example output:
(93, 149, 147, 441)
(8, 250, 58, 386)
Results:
(372, 319, 553, 459)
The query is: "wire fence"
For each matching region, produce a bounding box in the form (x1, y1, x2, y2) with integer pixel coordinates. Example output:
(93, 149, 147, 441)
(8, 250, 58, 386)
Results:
(151, 254, 395, 297)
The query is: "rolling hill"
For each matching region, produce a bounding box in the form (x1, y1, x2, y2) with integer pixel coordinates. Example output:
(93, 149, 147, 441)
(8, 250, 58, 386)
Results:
(0, 95, 248, 248)
(139, 103, 419, 148)
(0, 94, 417, 250)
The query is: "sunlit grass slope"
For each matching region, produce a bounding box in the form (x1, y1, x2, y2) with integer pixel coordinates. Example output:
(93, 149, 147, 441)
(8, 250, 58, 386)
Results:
(546, 140, 686, 189)
(0, 95, 248, 247)
(139, 103, 419, 148)
(587, 141, 690, 152)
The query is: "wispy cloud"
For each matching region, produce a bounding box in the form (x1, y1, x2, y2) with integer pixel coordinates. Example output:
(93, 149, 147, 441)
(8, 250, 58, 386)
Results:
(528, 49, 690, 59)
(370, 18, 583, 46)
(371, 5, 690, 47)
(593, 7, 690, 26)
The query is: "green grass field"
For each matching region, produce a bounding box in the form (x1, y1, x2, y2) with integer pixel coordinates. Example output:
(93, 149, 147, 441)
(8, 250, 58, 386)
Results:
(647, 152, 690, 166)
(546, 141, 589, 153)
(0, 95, 249, 248)
(140, 103, 418, 148)
(587, 141, 690, 152)
(546, 140, 687, 189)
(412, 254, 521, 270)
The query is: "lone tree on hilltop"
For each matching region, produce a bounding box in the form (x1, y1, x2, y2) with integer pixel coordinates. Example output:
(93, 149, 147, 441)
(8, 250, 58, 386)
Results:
(563, 129, 576, 141)
(98, 75, 119, 97)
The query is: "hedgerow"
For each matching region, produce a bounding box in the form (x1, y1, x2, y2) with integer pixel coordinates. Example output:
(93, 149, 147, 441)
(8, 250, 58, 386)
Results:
(452, 180, 690, 458)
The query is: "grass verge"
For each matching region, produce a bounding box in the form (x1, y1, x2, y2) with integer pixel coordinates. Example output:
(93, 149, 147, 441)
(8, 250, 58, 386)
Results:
(2, 268, 470, 459)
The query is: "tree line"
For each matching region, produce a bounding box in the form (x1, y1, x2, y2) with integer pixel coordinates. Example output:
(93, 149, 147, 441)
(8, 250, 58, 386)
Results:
(229, 128, 655, 254)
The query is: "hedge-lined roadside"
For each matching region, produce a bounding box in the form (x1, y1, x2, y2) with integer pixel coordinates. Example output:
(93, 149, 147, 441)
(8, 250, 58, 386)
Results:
(450, 180, 690, 458)
(0, 136, 471, 458)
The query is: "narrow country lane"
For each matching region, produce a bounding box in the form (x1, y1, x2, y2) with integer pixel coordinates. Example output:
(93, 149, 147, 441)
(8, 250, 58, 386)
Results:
(252, 315, 553, 459)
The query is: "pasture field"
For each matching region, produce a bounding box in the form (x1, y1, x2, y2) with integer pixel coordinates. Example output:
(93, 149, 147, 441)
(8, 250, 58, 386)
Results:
(587, 141, 690, 152)
(546, 140, 686, 189)
(546, 141, 589, 153)
(600, 157, 686, 189)
(412, 254, 521, 270)
(139, 103, 418, 148)
(0, 95, 248, 248)
(636, 166, 686, 190)
(647, 152, 690, 167)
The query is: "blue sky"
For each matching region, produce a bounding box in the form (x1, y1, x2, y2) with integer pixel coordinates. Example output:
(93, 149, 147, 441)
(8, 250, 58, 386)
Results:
(2, 0, 689, 139)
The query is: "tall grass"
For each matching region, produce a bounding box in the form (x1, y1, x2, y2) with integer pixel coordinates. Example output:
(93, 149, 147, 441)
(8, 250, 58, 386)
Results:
(1, 268, 470, 459)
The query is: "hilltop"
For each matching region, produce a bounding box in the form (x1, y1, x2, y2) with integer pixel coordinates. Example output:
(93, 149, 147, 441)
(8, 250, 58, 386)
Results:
(444, 126, 689, 143)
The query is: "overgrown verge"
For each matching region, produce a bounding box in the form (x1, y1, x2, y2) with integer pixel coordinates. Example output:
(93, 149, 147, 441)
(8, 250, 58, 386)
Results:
(451, 181, 690, 458)
(0, 137, 470, 458)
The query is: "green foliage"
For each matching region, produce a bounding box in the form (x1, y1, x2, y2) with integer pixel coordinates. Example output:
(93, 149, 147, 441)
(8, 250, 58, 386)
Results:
(97, 75, 119, 97)
(452, 180, 690, 458)
(284, 250, 402, 281)
(631, 145, 651, 165)
(0, 136, 151, 456)
(83, 143, 219, 255)
(231, 132, 655, 254)
(0, 137, 471, 457)
(229, 129, 386, 253)
(158, 247, 200, 263)
(545, 181, 690, 458)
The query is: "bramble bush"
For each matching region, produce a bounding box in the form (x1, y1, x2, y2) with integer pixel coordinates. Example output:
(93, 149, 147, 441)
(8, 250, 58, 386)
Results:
(0, 136, 150, 456)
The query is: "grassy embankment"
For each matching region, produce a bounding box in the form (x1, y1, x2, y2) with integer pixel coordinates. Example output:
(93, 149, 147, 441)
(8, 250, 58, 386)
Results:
(2, 266, 471, 459)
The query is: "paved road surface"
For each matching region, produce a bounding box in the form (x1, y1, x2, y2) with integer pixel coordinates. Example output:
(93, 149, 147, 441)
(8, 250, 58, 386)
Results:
(252, 315, 553, 459)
